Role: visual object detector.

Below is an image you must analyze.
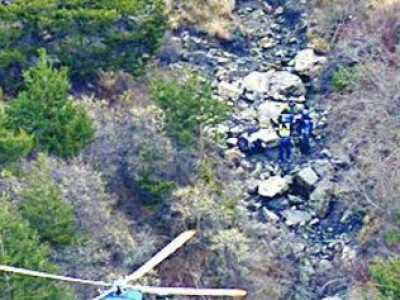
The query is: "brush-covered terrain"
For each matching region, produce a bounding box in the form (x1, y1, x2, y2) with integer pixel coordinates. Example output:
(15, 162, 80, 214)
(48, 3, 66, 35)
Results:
(0, 0, 398, 299)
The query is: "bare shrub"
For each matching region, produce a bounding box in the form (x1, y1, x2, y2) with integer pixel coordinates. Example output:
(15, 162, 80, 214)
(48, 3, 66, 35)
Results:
(165, 0, 239, 40)
(0, 154, 159, 298)
(326, 0, 400, 247)
(165, 157, 294, 299)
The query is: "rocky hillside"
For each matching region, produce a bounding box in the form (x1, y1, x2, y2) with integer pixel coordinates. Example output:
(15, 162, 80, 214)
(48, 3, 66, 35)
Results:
(0, 0, 398, 300)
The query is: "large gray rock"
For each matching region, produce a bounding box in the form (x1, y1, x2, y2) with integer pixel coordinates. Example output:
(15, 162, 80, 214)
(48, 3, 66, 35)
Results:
(295, 167, 320, 194)
(293, 49, 327, 77)
(243, 70, 305, 100)
(258, 176, 290, 198)
(257, 101, 286, 127)
(217, 80, 243, 101)
(248, 128, 280, 148)
(309, 178, 333, 218)
(282, 210, 312, 226)
(243, 71, 270, 94)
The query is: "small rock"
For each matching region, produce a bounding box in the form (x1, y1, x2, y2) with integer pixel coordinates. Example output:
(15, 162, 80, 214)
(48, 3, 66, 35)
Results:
(218, 81, 243, 101)
(227, 137, 238, 147)
(320, 296, 343, 300)
(260, 36, 276, 49)
(291, 242, 306, 254)
(224, 148, 245, 166)
(342, 246, 357, 262)
(282, 210, 312, 226)
(288, 194, 304, 205)
(318, 259, 334, 272)
(258, 176, 290, 198)
(261, 208, 280, 224)
(295, 167, 320, 194)
(320, 149, 332, 159)
(246, 179, 260, 195)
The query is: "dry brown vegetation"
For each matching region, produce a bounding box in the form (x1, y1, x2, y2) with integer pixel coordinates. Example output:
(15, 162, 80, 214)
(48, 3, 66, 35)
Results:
(316, 0, 400, 295)
(165, 0, 239, 40)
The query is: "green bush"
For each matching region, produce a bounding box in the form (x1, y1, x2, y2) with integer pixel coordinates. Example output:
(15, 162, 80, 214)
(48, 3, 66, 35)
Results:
(6, 49, 94, 158)
(136, 148, 175, 209)
(370, 257, 400, 299)
(331, 65, 360, 92)
(19, 157, 79, 246)
(0, 107, 33, 165)
(151, 72, 230, 147)
(0, 197, 75, 300)
(0, 0, 166, 89)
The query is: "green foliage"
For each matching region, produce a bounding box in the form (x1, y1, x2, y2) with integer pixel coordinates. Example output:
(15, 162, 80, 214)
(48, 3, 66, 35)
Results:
(0, 0, 166, 88)
(370, 257, 400, 300)
(384, 230, 400, 247)
(151, 72, 230, 147)
(136, 148, 175, 209)
(0, 197, 75, 300)
(19, 157, 79, 246)
(331, 65, 360, 92)
(6, 49, 94, 158)
(0, 107, 33, 165)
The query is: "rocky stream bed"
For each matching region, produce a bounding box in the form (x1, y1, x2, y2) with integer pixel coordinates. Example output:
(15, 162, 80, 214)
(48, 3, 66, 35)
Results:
(164, 1, 365, 299)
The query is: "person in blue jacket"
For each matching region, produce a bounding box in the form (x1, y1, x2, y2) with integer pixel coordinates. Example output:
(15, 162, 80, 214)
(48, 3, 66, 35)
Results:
(298, 108, 314, 155)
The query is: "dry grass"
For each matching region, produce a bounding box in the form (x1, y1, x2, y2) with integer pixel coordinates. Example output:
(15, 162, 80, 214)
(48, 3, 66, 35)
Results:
(326, 0, 400, 238)
(165, 0, 239, 40)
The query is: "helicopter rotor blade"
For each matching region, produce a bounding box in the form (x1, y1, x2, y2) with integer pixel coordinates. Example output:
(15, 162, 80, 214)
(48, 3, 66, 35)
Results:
(130, 285, 247, 297)
(91, 288, 117, 300)
(125, 230, 196, 283)
(0, 265, 111, 288)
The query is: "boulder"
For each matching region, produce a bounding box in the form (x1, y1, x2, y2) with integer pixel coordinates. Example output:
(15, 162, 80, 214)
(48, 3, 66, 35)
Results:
(309, 178, 333, 218)
(267, 70, 306, 100)
(243, 70, 305, 100)
(218, 80, 243, 101)
(248, 128, 280, 148)
(293, 48, 327, 77)
(243, 71, 270, 94)
(295, 167, 320, 194)
(258, 176, 290, 198)
(257, 101, 286, 127)
(320, 297, 342, 300)
(282, 210, 312, 226)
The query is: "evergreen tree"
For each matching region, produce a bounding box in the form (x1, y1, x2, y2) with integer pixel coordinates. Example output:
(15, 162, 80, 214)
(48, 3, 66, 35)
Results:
(0, 0, 166, 89)
(7, 49, 94, 158)
(0, 197, 75, 300)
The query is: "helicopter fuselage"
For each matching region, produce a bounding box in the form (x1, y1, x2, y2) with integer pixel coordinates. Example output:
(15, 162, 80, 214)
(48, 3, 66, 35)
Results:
(104, 290, 143, 300)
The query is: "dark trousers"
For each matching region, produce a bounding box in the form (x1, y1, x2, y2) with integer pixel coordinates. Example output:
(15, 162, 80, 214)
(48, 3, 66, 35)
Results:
(279, 137, 292, 162)
(299, 134, 310, 155)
